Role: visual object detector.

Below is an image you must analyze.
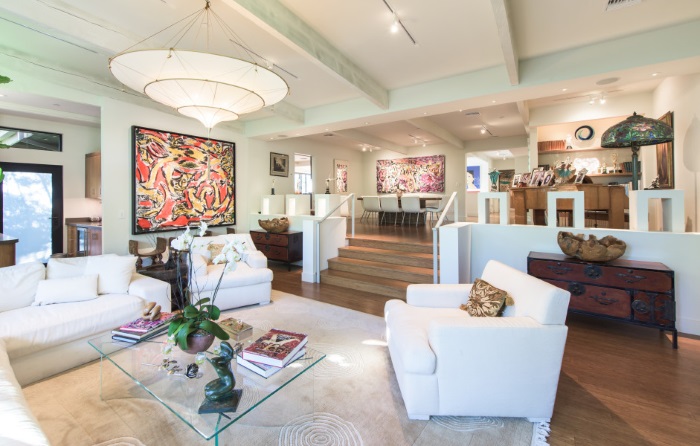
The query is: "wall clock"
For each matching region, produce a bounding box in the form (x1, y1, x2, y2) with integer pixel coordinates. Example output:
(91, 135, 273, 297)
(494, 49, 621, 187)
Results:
(575, 125, 595, 141)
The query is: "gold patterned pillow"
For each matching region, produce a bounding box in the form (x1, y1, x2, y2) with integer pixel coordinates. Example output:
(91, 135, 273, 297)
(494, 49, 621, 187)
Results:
(207, 243, 225, 265)
(460, 278, 508, 317)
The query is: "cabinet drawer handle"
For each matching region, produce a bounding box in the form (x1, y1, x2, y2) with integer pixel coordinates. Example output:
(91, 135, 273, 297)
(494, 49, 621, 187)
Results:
(584, 265, 602, 279)
(616, 271, 646, 284)
(568, 282, 585, 296)
(632, 299, 650, 314)
(265, 233, 271, 240)
(588, 292, 618, 306)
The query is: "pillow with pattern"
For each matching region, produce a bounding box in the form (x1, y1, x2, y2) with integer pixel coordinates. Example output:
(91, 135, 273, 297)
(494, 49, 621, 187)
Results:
(207, 243, 226, 265)
(460, 278, 509, 317)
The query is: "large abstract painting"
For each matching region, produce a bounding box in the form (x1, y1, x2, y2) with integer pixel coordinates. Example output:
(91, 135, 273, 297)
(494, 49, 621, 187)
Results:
(376, 155, 445, 193)
(132, 126, 235, 234)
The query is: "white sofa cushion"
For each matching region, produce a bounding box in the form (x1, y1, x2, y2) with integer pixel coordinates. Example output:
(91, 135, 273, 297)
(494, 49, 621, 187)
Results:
(32, 274, 99, 306)
(0, 339, 50, 446)
(46, 256, 87, 279)
(194, 262, 273, 292)
(0, 294, 143, 360)
(0, 262, 46, 313)
(84, 254, 137, 294)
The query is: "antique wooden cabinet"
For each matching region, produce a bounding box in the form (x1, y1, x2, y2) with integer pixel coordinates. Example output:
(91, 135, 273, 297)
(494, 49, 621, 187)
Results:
(527, 251, 677, 348)
(250, 230, 302, 271)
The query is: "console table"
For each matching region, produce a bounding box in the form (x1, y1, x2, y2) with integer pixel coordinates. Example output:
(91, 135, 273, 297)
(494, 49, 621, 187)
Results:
(250, 230, 302, 271)
(527, 251, 677, 348)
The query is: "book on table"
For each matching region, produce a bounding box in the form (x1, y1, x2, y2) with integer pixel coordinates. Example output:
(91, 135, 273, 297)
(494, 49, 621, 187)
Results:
(218, 317, 253, 341)
(118, 312, 176, 333)
(111, 324, 169, 343)
(241, 328, 308, 367)
(236, 348, 306, 378)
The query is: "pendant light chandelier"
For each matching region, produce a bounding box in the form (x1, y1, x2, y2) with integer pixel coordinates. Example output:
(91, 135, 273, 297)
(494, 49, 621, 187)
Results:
(109, 0, 289, 129)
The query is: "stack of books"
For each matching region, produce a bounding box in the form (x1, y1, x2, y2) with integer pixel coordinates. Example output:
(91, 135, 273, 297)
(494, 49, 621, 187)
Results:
(111, 312, 176, 343)
(237, 328, 308, 378)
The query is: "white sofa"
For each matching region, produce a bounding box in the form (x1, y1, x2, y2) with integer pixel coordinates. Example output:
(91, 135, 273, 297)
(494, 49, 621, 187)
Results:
(188, 233, 273, 309)
(385, 260, 570, 421)
(0, 255, 171, 446)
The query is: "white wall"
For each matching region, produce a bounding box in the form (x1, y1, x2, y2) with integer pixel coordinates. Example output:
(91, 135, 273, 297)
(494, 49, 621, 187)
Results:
(0, 114, 102, 249)
(652, 74, 700, 232)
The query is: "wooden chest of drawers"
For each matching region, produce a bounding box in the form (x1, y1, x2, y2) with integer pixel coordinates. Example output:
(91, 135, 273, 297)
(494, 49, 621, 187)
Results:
(527, 251, 677, 348)
(250, 230, 302, 270)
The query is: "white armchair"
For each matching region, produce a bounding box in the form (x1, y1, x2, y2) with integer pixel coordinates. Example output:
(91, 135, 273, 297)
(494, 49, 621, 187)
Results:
(384, 260, 570, 421)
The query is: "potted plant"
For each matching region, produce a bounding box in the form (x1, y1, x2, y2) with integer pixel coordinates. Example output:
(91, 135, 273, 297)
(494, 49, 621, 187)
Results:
(166, 221, 244, 353)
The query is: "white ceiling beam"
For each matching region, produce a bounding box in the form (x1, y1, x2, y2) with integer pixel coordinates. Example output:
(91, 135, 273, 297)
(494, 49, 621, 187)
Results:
(516, 100, 529, 132)
(406, 117, 464, 150)
(222, 0, 389, 109)
(334, 129, 408, 155)
(268, 101, 304, 124)
(490, 0, 519, 86)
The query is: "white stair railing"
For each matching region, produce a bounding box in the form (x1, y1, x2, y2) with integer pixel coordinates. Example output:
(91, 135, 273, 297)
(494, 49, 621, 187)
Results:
(431, 191, 458, 284)
(314, 193, 355, 283)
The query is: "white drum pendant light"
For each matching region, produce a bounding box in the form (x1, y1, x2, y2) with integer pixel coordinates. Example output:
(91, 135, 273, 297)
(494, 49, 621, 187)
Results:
(109, 1, 288, 129)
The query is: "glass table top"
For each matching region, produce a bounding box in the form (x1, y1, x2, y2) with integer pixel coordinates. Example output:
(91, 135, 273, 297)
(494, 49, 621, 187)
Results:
(88, 327, 324, 441)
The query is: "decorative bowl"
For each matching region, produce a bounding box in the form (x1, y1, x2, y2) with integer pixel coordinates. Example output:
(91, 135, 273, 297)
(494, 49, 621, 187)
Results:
(557, 231, 626, 262)
(258, 217, 290, 233)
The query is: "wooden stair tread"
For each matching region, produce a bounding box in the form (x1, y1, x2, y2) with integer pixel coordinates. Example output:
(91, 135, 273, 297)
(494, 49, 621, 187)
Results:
(320, 269, 412, 289)
(328, 256, 433, 275)
(347, 237, 433, 254)
(339, 246, 434, 259)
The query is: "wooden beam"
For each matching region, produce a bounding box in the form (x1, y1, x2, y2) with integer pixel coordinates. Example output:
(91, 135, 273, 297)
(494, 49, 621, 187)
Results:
(490, 0, 519, 85)
(224, 0, 389, 109)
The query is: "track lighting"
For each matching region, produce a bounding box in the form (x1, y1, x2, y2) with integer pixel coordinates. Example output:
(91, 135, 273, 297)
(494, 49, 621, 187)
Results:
(390, 15, 400, 33)
(480, 126, 487, 135)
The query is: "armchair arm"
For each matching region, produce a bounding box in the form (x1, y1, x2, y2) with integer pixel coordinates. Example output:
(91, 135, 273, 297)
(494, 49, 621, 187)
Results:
(406, 283, 472, 308)
(246, 251, 268, 269)
(128, 273, 172, 312)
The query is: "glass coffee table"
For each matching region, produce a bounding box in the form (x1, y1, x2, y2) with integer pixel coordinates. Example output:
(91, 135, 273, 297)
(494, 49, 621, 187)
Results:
(89, 328, 324, 444)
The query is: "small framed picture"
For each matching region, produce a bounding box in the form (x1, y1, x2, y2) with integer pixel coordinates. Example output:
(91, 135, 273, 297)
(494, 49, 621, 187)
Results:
(511, 174, 521, 187)
(541, 171, 554, 186)
(529, 170, 544, 186)
(270, 152, 289, 177)
(574, 172, 586, 184)
(520, 172, 531, 186)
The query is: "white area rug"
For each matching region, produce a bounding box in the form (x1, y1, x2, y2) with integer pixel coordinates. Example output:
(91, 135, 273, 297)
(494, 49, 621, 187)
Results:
(23, 291, 548, 445)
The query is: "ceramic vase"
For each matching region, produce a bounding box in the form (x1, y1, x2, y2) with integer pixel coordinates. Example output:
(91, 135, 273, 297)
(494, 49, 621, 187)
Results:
(182, 331, 215, 354)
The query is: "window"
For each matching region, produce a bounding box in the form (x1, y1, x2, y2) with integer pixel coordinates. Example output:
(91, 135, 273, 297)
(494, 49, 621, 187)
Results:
(0, 126, 62, 152)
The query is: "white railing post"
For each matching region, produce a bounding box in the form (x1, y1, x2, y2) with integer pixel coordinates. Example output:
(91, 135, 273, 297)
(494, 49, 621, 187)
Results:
(431, 191, 458, 284)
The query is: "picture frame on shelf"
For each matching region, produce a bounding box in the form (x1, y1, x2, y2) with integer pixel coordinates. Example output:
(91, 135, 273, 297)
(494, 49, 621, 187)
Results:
(520, 172, 531, 186)
(270, 152, 289, 177)
(529, 169, 544, 186)
(511, 174, 521, 187)
(574, 172, 586, 184)
(541, 171, 554, 186)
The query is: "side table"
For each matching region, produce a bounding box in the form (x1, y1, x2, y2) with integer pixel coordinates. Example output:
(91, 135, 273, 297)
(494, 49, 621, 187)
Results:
(250, 230, 303, 271)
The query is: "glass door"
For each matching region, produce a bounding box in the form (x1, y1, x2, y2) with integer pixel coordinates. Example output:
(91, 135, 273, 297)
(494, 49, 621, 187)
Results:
(0, 162, 63, 263)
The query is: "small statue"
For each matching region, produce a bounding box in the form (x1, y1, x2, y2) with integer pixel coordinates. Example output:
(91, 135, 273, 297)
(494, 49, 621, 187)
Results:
(649, 176, 660, 189)
(199, 342, 244, 413)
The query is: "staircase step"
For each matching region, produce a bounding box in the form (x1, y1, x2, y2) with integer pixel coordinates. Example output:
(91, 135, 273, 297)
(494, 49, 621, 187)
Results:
(328, 257, 434, 283)
(320, 269, 409, 300)
(338, 246, 434, 268)
(347, 237, 433, 254)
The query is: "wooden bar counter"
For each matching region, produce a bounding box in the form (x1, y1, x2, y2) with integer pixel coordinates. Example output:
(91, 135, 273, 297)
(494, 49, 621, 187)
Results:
(510, 184, 628, 228)
(0, 233, 18, 267)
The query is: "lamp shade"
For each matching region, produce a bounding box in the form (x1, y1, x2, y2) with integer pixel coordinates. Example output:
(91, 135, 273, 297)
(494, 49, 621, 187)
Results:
(601, 112, 674, 148)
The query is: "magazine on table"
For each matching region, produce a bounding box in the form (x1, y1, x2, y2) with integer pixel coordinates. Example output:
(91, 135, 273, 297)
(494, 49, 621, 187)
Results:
(241, 328, 308, 367)
(236, 348, 306, 378)
(111, 324, 169, 342)
(117, 312, 176, 333)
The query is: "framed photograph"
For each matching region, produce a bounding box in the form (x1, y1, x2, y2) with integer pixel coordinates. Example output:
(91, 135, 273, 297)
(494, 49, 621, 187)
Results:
(498, 169, 515, 192)
(529, 169, 544, 186)
(270, 152, 289, 177)
(541, 171, 554, 186)
(520, 172, 531, 186)
(132, 126, 235, 234)
(574, 172, 586, 184)
(511, 174, 521, 187)
(656, 111, 674, 189)
(334, 159, 348, 193)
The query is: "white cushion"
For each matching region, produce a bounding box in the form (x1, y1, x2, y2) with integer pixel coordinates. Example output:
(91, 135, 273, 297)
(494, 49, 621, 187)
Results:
(0, 294, 143, 360)
(32, 275, 99, 306)
(46, 256, 87, 279)
(0, 262, 46, 312)
(193, 262, 273, 292)
(84, 254, 137, 294)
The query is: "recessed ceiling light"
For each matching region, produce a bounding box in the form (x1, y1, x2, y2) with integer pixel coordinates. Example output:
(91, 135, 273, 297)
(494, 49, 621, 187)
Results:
(652, 72, 660, 77)
(53, 103, 61, 107)
(423, 112, 427, 115)
(562, 88, 568, 92)
(364, 122, 369, 125)
(492, 100, 496, 103)
(0, 93, 5, 97)
(596, 77, 619, 85)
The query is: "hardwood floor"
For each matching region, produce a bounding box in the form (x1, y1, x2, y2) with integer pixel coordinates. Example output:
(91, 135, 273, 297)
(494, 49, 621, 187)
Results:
(269, 219, 700, 446)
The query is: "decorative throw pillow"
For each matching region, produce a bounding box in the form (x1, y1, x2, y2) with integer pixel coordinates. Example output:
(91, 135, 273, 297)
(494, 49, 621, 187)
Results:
(33, 274, 99, 305)
(207, 243, 226, 264)
(460, 278, 508, 317)
(84, 254, 136, 294)
(46, 256, 87, 279)
(0, 261, 46, 312)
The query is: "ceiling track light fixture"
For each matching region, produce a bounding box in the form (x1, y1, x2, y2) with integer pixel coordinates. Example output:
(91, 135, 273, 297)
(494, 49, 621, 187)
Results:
(589, 94, 607, 105)
(109, 0, 289, 129)
(408, 133, 428, 147)
(382, 0, 417, 45)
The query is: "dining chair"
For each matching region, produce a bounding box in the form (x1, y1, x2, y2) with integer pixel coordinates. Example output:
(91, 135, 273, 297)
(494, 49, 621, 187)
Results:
(379, 195, 402, 225)
(426, 197, 447, 224)
(361, 196, 382, 222)
(400, 196, 426, 226)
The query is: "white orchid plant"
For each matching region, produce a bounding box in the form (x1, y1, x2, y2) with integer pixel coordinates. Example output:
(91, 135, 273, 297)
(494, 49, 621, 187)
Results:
(167, 221, 245, 350)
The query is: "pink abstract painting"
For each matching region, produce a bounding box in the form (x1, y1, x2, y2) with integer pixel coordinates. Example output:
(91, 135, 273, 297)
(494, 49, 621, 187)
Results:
(376, 155, 445, 193)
